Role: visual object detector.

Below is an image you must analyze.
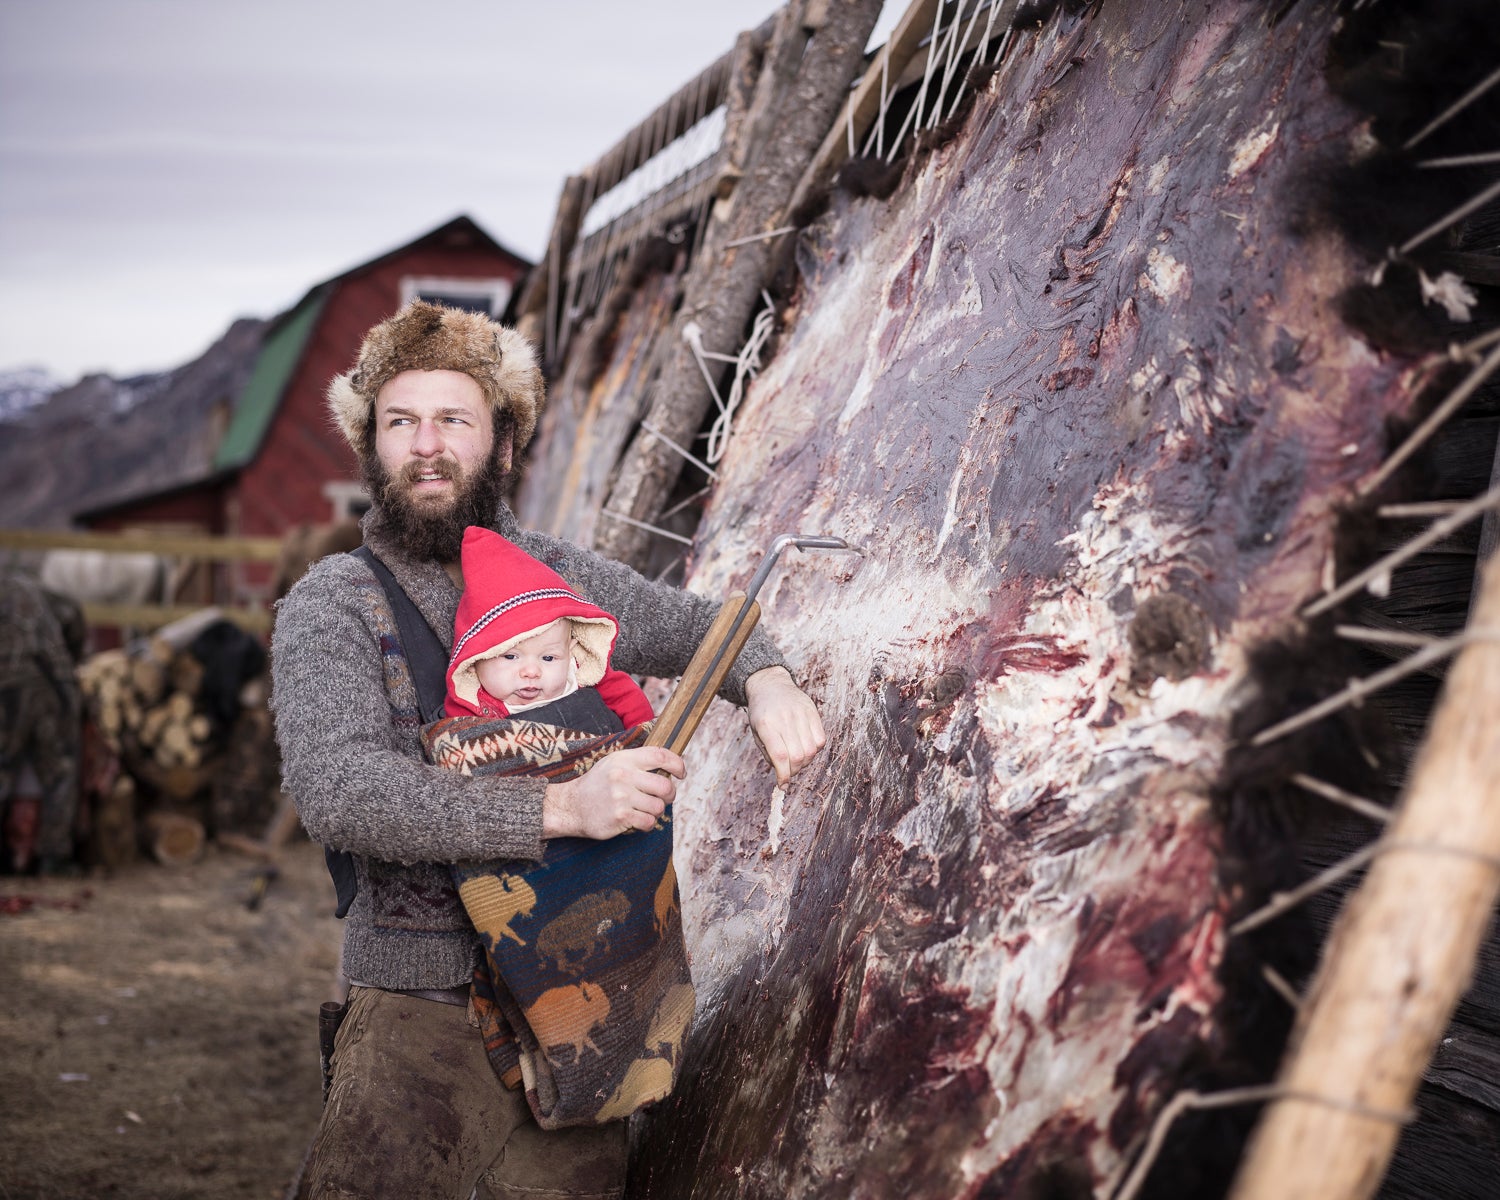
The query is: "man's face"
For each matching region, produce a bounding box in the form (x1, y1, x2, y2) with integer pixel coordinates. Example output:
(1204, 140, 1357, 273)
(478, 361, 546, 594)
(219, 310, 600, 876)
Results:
(474, 621, 573, 710)
(364, 369, 512, 562)
(374, 369, 496, 498)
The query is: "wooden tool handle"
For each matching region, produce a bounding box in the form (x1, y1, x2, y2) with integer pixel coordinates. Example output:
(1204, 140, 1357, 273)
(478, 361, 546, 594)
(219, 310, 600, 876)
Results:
(646, 592, 762, 755)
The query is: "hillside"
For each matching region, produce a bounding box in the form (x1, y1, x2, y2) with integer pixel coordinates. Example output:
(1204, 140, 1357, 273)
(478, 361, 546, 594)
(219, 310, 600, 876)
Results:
(0, 318, 264, 531)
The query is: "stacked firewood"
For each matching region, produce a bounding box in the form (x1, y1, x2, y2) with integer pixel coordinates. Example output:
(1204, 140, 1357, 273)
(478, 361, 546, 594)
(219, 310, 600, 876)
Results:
(78, 638, 216, 774)
(76, 629, 261, 867)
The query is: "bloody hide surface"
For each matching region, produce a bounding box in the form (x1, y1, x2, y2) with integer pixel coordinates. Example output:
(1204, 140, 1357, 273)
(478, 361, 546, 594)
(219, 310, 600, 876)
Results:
(516, 2, 1435, 1197)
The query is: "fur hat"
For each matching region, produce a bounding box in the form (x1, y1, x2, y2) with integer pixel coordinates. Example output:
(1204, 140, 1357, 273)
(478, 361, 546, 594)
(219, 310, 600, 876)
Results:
(446, 527, 620, 715)
(327, 300, 545, 452)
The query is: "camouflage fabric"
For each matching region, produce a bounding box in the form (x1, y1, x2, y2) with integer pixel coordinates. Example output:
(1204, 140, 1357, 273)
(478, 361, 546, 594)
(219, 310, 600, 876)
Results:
(422, 714, 694, 1130)
(0, 574, 82, 864)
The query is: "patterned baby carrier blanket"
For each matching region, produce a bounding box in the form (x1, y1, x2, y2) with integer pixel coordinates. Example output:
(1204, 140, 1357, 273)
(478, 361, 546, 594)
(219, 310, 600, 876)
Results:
(422, 714, 694, 1130)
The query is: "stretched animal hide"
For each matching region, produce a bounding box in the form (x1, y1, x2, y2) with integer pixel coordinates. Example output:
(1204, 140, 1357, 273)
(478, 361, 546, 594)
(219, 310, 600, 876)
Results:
(518, 1, 1450, 1195)
(643, 5, 1421, 1197)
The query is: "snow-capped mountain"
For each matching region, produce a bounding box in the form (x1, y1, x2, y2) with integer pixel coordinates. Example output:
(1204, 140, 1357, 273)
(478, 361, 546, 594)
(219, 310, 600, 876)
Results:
(0, 366, 65, 422)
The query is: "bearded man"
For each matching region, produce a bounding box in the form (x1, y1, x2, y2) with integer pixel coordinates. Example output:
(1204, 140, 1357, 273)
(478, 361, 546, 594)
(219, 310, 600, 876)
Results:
(270, 301, 823, 1199)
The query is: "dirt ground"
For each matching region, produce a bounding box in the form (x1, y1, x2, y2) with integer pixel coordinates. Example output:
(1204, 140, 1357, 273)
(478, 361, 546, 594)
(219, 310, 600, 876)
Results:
(0, 840, 343, 1200)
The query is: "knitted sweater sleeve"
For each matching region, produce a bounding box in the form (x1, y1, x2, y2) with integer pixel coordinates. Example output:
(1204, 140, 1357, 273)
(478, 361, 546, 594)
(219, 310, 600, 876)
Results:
(270, 555, 546, 865)
(519, 531, 788, 705)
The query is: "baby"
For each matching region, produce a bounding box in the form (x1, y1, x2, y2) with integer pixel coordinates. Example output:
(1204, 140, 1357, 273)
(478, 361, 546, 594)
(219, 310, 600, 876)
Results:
(473, 618, 576, 714)
(444, 527, 654, 733)
(430, 527, 686, 1129)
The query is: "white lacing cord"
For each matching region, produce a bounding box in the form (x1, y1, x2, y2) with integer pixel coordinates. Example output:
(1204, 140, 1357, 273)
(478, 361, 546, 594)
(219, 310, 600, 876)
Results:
(681, 290, 778, 465)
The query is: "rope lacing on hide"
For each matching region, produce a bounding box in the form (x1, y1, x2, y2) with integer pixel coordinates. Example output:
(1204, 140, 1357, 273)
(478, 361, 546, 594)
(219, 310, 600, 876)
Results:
(861, 1, 1014, 167)
(681, 290, 778, 466)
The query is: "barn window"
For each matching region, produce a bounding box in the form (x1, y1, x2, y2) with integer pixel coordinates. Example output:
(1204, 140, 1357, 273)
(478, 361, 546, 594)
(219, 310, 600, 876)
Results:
(400, 276, 513, 318)
(323, 481, 370, 521)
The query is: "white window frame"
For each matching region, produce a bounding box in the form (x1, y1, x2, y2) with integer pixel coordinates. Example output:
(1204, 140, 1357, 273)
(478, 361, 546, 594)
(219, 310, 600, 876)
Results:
(323, 480, 370, 521)
(400, 275, 514, 317)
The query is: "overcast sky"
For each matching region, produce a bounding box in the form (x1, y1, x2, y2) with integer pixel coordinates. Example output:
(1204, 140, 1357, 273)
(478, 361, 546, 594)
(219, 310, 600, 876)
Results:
(1, 1, 895, 384)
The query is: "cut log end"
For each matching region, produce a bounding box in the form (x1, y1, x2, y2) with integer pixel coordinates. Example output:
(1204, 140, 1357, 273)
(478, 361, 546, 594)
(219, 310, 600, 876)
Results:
(142, 810, 206, 868)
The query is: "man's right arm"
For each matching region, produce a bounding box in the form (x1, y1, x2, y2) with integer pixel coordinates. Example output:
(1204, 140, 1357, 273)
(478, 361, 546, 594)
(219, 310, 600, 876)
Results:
(270, 557, 548, 865)
(542, 746, 684, 839)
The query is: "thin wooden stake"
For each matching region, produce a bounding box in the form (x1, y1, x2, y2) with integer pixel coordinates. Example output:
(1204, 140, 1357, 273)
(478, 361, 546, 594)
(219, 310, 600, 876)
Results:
(1229, 843, 1382, 937)
(723, 225, 798, 248)
(1358, 341, 1500, 499)
(598, 509, 694, 546)
(1455, 325, 1500, 359)
(1290, 773, 1391, 825)
(1398, 176, 1500, 257)
(1249, 635, 1469, 747)
(1403, 64, 1500, 150)
(1334, 624, 1437, 650)
(1305, 481, 1500, 616)
(1376, 501, 1464, 519)
(1418, 150, 1500, 169)
(659, 485, 714, 523)
(1262, 965, 1303, 1012)
(640, 420, 720, 479)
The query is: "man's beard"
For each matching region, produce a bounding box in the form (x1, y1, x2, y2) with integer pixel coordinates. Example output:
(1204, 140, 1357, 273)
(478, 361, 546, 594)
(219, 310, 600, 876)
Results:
(361, 443, 509, 563)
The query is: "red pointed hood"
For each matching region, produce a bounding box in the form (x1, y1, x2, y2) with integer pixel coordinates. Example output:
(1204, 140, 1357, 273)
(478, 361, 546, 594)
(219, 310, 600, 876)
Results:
(447, 527, 619, 714)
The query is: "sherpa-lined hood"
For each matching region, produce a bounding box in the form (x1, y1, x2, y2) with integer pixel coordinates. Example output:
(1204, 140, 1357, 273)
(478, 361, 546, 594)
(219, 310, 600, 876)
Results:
(327, 300, 545, 452)
(446, 527, 619, 717)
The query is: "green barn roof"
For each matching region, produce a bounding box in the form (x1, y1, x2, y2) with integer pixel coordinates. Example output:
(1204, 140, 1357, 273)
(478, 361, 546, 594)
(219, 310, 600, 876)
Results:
(212, 289, 327, 471)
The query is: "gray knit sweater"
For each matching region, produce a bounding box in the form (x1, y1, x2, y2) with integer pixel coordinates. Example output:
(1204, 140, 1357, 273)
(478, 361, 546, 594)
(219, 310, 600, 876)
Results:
(270, 503, 785, 990)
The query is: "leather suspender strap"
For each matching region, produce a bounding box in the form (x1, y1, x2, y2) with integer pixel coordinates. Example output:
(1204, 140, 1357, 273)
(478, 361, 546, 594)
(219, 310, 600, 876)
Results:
(350, 545, 450, 722)
(322, 545, 451, 918)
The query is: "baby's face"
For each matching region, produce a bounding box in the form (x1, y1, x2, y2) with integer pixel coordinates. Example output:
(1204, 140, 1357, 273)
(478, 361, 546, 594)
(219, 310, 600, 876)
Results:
(474, 622, 572, 708)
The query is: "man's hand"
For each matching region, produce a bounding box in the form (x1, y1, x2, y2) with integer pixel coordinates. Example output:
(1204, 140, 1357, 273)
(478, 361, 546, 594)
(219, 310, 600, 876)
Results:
(745, 666, 826, 784)
(542, 747, 686, 840)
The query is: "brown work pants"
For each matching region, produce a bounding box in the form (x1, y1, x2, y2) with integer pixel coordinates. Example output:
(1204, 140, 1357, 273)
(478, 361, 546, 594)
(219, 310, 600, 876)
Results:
(301, 986, 626, 1199)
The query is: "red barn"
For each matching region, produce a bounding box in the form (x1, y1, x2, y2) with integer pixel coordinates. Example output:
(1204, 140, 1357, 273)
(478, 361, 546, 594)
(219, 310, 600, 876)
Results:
(80, 215, 529, 607)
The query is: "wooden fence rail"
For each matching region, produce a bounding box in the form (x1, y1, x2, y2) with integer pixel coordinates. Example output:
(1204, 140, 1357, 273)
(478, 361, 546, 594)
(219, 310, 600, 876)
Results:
(1, 526, 282, 633)
(0, 527, 283, 562)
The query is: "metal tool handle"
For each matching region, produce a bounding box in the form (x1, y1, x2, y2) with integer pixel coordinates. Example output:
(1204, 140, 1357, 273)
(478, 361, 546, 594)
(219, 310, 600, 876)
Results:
(644, 534, 861, 756)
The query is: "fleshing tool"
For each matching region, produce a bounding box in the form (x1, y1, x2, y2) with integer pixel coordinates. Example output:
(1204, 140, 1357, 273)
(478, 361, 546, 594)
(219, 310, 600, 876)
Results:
(645, 534, 862, 755)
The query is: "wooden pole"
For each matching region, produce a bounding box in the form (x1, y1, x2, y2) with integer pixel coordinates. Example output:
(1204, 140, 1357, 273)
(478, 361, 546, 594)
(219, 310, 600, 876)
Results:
(594, 0, 886, 567)
(0, 527, 283, 561)
(1228, 553, 1500, 1200)
(645, 594, 761, 755)
(792, 0, 943, 210)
